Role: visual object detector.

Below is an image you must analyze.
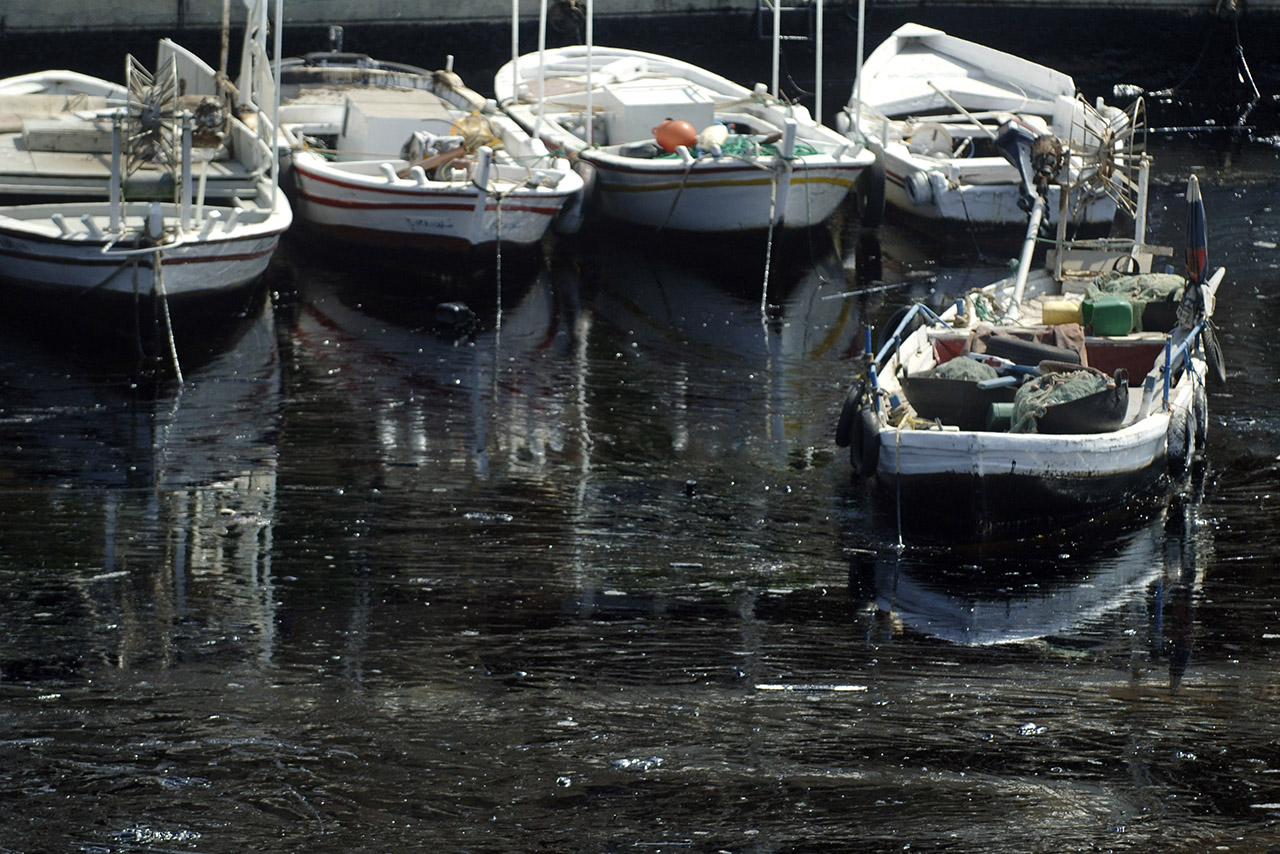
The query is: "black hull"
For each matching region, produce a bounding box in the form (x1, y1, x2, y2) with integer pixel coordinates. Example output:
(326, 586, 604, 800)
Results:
(874, 461, 1171, 544)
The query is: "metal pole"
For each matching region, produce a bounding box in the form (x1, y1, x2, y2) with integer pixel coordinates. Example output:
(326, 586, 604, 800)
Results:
(1011, 194, 1045, 310)
(180, 112, 192, 231)
(771, 0, 781, 100)
(511, 0, 519, 76)
(854, 0, 865, 138)
(815, 0, 823, 124)
(110, 111, 122, 233)
(272, 0, 283, 207)
(585, 0, 593, 146)
(535, 0, 548, 139)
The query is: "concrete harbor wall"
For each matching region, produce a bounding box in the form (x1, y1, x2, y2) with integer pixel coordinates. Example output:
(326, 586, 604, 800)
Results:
(0, 0, 1268, 33)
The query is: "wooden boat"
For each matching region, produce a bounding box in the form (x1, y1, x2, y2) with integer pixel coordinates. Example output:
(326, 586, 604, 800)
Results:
(277, 39, 583, 253)
(835, 124, 1225, 541)
(494, 30, 875, 234)
(835, 23, 1144, 240)
(0, 0, 291, 369)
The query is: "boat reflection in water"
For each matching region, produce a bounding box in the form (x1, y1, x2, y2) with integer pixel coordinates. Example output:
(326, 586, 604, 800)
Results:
(854, 485, 1208, 691)
(584, 229, 864, 468)
(0, 294, 282, 676)
(285, 255, 572, 484)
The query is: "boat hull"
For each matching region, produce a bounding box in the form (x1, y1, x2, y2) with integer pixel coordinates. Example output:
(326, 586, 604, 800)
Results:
(494, 44, 873, 235)
(290, 156, 579, 250)
(841, 22, 1131, 237)
(877, 151, 1118, 236)
(583, 152, 864, 232)
(0, 219, 285, 301)
(875, 451, 1170, 541)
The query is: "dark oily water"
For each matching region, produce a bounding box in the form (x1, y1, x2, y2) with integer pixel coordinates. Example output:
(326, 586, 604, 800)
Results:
(2, 135, 1280, 852)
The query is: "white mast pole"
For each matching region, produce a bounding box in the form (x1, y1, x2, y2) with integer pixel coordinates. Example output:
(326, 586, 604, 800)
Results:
(586, 0, 594, 146)
(535, 0, 548, 140)
(855, 0, 865, 140)
(771, 0, 781, 100)
(815, 0, 823, 123)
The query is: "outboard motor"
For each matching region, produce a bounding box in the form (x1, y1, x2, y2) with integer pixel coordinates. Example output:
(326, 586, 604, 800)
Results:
(994, 120, 1064, 213)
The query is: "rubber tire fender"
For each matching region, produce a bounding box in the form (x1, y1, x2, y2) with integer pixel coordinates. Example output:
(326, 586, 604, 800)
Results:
(1193, 379, 1209, 449)
(851, 402, 881, 478)
(835, 379, 866, 448)
(1167, 403, 1192, 475)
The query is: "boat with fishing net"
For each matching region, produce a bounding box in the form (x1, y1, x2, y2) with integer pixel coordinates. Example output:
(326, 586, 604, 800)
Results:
(835, 120, 1225, 542)
(493, 1, 876, 236)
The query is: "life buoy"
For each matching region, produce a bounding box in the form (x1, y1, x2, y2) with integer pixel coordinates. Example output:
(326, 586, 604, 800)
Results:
(835, 379, 865, 448)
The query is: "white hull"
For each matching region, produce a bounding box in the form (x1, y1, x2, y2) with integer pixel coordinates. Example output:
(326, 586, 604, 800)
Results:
(584, 154, 861, 232)
(279, 61, 583, 250)
(495, 45, 874, 233)
(291, 152, 580, 250)
(837, 23, 1133, 234)
(0, 194, 290, 300)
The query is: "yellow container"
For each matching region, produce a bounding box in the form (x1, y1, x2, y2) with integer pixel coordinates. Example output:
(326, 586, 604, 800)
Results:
(1042, 299, 1083, 326)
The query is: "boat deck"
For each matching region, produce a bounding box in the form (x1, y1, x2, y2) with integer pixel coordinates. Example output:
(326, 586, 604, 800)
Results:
(0, 93, 264, 199)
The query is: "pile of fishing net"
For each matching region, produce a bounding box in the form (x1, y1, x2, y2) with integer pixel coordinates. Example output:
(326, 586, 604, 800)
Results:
(1010, 370, 1108, 433)
(927, 357, 996, 381)
(1087, 271, 1185, 332)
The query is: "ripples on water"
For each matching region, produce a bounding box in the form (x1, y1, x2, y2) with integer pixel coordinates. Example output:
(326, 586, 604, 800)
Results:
(1, 133, 1279, 851)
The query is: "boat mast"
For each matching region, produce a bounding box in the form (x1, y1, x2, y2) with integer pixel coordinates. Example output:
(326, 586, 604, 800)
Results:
(271, 0, 282, 207)
(855, 0, 865, 140)
(771, 0, 780, 100)
(815, 0, 823, 123)
(585, 0, 593, 146)
(535, 0, 548, 141)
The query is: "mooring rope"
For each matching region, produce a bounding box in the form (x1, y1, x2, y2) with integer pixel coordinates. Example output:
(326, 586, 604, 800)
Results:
(153, 249, 183, 384)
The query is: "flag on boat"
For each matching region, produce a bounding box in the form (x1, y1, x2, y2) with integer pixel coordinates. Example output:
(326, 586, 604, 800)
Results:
(1185, 174, 1207, 285)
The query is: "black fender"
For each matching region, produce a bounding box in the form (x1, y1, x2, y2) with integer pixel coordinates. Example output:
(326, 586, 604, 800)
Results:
(835, 379, 866, 448)
(851, 401, 881, 478)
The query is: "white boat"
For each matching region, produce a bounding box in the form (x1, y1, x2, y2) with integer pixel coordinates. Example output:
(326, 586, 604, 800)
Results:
(835, 23, 1145, 240)
(277, 37, 583, 253)
(0, 1, 291, 322)
(494, 32, 875, 234)
(835, 128, 1225, 542)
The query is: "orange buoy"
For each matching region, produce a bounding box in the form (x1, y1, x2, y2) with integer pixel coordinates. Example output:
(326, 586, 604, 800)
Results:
(652, 119, 697, 153)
